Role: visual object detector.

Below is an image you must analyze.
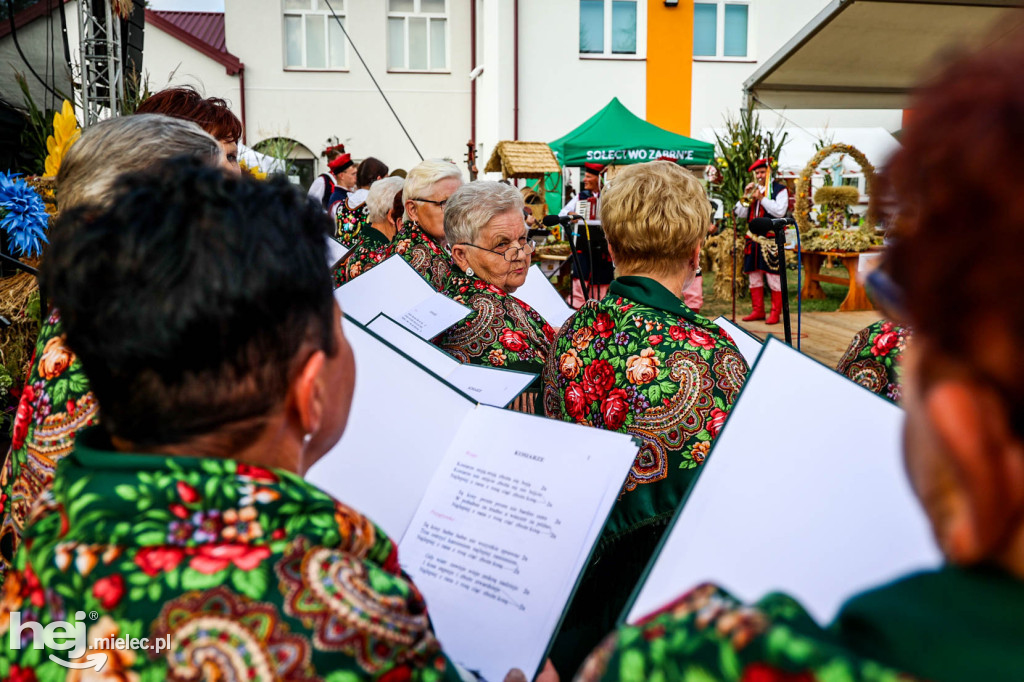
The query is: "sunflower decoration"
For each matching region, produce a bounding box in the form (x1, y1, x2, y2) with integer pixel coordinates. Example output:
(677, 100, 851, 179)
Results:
(43, 100, 81, 178)
(239, 159, 268, 180)
(0, 172, 50, 258)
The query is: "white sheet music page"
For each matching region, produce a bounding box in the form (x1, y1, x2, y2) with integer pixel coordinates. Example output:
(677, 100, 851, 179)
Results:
(514, 265, 575, 327)
(366, 315, 536, 408)
(713, 316, 763, 366)
(325, 235, 350, 268)
(305, 318, 475, 539)
(626, 338, 941, 627)
(398, 293, 473, 340)
(398, 405, 638, 682)
(334, 255, 469, 338)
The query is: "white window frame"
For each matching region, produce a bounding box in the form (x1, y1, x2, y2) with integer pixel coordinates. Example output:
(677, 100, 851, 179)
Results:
(386, 0, 451, 74)
(693, 0, 755, 63)
(282, 0, 349, 72)
(578, 0, 647, 61)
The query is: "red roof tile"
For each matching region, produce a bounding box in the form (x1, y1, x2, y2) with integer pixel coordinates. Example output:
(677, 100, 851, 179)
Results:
(150, 10, 226, 52)
(146, 10, 242, 75)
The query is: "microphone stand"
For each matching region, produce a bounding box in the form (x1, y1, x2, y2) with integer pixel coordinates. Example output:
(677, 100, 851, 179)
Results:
(569, 216, 590, 303)
(771, 219, 793, 346)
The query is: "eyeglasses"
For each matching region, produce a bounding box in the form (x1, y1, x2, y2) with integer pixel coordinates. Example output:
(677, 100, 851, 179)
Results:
(412, 197, 449, 208)
(458, 238, 537, 263)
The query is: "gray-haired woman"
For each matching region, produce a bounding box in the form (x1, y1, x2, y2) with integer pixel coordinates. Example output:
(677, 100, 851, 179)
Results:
(434, 181, 555, 413)
(333, 176, 405, 286)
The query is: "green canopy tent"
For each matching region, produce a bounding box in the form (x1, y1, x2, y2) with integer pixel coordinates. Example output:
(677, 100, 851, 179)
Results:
(549, 97, 715, 167)
(531, 98, 716, 213)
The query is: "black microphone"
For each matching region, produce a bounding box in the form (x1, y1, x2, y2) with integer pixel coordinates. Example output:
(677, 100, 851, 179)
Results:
(542, 214, 573, 227)
(770, 217, 795, 229)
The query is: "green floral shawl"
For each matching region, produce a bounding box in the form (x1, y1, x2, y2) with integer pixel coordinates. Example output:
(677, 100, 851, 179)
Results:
(333, 226, 392, 289)
(542, 276, 748, 544)
(435, 270, 556, 413)
(0, 429, 460, 681)
(836, 320, 910, 404)
(336, 221, 453, 292)
(0, 310, 97, 588)
(579, 566, 1024, 682)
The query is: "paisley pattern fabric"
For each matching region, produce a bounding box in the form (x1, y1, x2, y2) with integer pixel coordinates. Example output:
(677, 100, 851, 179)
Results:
(0, 429, 460, 681)
(836, 320, 910, 403)
(339, 221, 454, 292)
(435, 271, 556, 413)
(543, 276, 747, 543)
(333, 225, 392, 289)
(576, 584, 916, 682)
(543, 276, 747, 675)
(0, 309, 98, 588)
(578, 565, 1024, 682)
(335, 197, 372, 247)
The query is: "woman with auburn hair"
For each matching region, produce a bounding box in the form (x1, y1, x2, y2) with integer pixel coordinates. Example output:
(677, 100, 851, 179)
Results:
(543, 160, 748, 675)
(577, 38, 1024, 682)
(0, 115, 223, 586)
(135, 85, 243, 176)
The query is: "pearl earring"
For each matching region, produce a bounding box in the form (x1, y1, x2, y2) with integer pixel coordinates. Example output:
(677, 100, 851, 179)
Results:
(302, 433, 312, 447)
(466, 266, 475, 277)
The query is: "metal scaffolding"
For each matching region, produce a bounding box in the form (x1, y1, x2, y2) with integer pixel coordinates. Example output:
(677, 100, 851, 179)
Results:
(78, 0, 122, 125)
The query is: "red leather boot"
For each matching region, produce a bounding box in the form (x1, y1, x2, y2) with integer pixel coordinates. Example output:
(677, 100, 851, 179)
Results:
(765, 288, 783, 325)
(742, 287, 766, 322)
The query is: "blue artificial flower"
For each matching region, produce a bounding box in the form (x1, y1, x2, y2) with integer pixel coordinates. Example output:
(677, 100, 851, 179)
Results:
(0, 171, 49, 258)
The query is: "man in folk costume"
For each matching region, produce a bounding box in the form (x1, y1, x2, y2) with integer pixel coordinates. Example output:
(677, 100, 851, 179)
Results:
(734, 157, 788, 324)
(307, 143, 356, 211)
(559, 162, 615, 307)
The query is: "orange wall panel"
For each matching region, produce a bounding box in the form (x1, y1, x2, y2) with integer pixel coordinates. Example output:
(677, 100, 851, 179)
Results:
(646, 0, 694, 135)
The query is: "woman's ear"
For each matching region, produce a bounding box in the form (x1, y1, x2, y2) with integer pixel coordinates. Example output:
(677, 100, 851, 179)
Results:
(451, 244, 470, 272)
(405, 199, 419, 224)
(290, 350, 327, 439)
(607, 242, 616, 264)
(926, 380, 1024, 563)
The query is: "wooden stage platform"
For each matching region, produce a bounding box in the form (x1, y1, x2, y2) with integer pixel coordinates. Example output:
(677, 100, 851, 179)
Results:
(734, 310, 883, 368)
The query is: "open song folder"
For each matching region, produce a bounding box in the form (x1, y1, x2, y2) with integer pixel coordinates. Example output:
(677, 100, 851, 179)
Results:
(307, 316, 640, 681)
(335, 254, 470, 339)
(624, 338, 942, 627)
(515, 265, 576, 327)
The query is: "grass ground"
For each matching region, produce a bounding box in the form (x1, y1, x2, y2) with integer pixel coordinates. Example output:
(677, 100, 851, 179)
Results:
(700, 266, 851, 320)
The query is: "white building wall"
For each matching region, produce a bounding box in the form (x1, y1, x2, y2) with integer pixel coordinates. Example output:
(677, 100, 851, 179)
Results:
(142, 27, 242, 109)
(224, 0, 472, 177)
(690, 0, 902, 137)
(515, 0, 647, 148)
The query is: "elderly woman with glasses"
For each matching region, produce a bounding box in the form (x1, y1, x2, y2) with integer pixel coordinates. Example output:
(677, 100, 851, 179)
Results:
(435, 181, 555, 414)
(543, 160, 749, 676)
(343, 159, 463, 290)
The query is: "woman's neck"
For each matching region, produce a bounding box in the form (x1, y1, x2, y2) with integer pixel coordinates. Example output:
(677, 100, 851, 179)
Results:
(374, 220, 398, 241)
(617, 266, 694, 299)
(112, 416, 302, 475)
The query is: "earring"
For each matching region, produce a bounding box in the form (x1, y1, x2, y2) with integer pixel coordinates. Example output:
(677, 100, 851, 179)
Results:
(466, 266, 475, 277)
(302, 432, 313, 448)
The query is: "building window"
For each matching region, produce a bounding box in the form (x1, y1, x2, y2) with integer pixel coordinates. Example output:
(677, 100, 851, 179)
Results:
(694, 1, 749, 59)
(388, 0, 448, 72)
(579, 0, 644, 57)
(283, 0, 347, 70)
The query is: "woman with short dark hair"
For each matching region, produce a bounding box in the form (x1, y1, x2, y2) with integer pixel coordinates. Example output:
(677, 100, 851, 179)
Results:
(0, 161, 466, 680)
